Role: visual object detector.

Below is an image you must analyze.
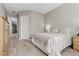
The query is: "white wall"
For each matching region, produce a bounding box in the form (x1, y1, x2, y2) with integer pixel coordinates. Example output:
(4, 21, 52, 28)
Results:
(7, 17, 12, 37)
(18, 10, 45, 39)
(31, 11, 45, 33)
(7, 12, 17, 18)
(0, 4, 6, 17)
(45, 4, 79, 35)
(7, 12, 18, 38)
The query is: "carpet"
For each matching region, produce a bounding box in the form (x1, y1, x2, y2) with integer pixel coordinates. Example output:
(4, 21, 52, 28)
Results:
(7, 36, 79, 56)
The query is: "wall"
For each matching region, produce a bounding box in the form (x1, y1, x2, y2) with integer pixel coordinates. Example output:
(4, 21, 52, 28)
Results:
(7, 17, 12, 37)
(31, 11, 45, 33)
(7, 12, 17, 18)
(45, 3, 79, 35)
(7, 12, 18, 38)
(0, 4, 6, 17)
(18, 10, 45, 39)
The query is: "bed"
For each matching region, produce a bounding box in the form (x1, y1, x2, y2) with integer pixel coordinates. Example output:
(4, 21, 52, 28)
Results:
(31, 29, 72, 56)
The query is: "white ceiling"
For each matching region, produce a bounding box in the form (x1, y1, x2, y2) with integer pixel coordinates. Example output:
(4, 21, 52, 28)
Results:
(3, 3, 63, 14)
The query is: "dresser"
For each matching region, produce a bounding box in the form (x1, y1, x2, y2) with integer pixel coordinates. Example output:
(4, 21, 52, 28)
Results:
(0, 16, 10, 55)
(73, 36, 79, 50)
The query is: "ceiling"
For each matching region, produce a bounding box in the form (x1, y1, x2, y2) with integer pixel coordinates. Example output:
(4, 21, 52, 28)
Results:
(3, 3, 63, 14)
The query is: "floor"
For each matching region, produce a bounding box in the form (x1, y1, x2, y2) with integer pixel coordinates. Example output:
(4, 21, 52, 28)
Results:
(8, 34, 46, 56)
(61, 47, 79, 56)
(8, 34, 79, 56)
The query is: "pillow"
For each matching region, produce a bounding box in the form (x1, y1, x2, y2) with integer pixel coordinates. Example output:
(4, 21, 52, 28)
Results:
(52, 29, 60, 33)
(59, 28, 71, 34)
(44, 25, 52, 33)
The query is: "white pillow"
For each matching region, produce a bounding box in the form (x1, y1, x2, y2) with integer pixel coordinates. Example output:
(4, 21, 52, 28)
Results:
(59, 28, 71, 34)
(52, 29, 60, 33)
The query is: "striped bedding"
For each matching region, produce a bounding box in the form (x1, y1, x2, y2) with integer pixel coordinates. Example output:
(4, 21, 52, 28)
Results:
(31, 33, 72, 56)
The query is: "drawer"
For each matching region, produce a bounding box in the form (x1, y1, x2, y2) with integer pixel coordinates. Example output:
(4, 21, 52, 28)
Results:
(73, 38, 79, 41)
(73, 39, 79, 44)
(74, 43, 79, 46)
(73, 41, 79, 45)
(73, 44, 79, 50)
(73, 36, 79, 39)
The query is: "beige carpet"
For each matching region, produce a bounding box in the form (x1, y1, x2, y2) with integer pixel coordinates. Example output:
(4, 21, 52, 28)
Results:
(61, 47, 79, 56)
(7, 35, 79, 56)
(8, 38, 46, 56)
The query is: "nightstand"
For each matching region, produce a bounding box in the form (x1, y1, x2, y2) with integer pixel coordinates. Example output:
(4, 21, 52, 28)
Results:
(73, 36, 79, 50)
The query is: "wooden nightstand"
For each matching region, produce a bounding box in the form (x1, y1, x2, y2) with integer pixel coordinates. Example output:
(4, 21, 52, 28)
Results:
(73, 36, 79, 50)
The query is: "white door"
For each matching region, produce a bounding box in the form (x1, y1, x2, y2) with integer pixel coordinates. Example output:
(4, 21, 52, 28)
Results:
(20, 15, 30, 39)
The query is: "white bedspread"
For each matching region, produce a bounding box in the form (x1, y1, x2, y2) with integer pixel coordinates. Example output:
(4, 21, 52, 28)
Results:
(32, 33, 71, 56)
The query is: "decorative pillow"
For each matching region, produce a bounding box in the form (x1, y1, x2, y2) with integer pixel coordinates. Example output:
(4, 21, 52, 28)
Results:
(44, 25, 52, 33)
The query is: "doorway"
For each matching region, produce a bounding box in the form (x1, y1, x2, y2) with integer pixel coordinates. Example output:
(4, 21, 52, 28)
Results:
(7, 16, 18, 39)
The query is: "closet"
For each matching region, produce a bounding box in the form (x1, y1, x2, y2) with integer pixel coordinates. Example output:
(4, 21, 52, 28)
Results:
(0, 16, 9, 55)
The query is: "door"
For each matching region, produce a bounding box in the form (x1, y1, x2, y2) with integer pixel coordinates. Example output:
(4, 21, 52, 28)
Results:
(0, 17, 4, 55)
(20, 15, 30, 39)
